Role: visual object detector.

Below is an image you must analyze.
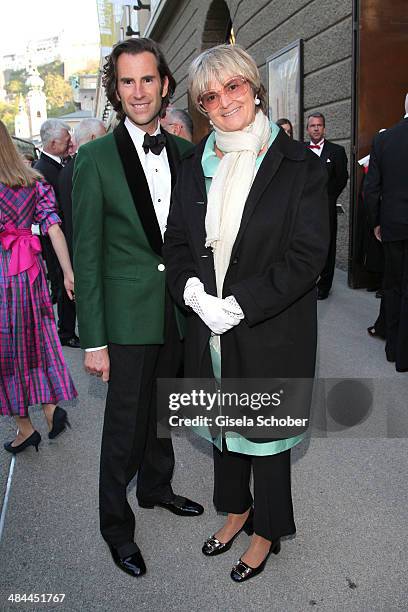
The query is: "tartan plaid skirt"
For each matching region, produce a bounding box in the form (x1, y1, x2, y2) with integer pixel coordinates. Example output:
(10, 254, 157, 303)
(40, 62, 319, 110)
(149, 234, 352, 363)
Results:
(0, 245, 77, 416)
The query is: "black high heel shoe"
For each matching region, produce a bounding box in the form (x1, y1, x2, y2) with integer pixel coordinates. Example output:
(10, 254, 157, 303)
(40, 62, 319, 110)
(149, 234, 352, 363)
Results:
(48, 406, 71, 439)
(4, 430, 41, 454)
(230, 538, 281, 582)
(202, 508, 254, 556)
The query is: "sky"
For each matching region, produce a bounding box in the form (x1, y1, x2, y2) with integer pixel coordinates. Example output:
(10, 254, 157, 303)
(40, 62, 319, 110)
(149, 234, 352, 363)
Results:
(0, 0, 100, 56)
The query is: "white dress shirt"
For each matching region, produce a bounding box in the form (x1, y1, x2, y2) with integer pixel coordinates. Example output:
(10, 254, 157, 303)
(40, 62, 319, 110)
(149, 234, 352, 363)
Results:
(86, 118, 171, 353)
(124, 116, 171, 238)
(42, 151, 63, 165)
(308, 138, 325, 157)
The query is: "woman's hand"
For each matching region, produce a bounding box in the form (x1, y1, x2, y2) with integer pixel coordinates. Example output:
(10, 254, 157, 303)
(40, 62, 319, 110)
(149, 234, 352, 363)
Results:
(184, 278, 244, 335)
(64, 271, 75, 300)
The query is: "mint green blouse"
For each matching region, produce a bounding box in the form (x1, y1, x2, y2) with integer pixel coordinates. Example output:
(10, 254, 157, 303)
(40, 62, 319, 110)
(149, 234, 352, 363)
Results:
(195, 122, 305, 456)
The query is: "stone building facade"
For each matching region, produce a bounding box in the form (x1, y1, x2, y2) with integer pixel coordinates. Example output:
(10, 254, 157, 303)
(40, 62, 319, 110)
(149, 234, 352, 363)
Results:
(94, 0, 406, 285)
(145, 0, 353, 270)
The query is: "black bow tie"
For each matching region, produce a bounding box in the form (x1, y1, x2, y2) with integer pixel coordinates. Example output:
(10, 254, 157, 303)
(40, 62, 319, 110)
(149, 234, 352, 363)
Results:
(142, 132, 167, 155)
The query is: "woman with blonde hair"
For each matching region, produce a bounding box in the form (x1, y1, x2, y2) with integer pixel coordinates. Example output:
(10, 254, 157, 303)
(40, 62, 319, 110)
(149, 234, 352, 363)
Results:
(164, 45, 329, 582)
(0, 120, 77, 453)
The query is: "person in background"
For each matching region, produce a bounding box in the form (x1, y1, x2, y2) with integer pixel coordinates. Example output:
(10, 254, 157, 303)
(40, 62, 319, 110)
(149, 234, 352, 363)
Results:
(22, 152, 35, 167)
(306, 112, 348, 299)
(364, 94, 408, 371)
(164, 44, 329, 583)
(161, 107, 193, 142)
(0, 120, 77, 454)
(34, 120, 79, 348)
(276, 117, 293, 138)
(59, 118, 107, 267)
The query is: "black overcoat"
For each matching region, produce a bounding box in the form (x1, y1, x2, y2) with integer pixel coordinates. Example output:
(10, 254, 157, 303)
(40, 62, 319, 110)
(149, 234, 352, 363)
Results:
(364, 118, 408, 242)
(164, 130, 329, 390)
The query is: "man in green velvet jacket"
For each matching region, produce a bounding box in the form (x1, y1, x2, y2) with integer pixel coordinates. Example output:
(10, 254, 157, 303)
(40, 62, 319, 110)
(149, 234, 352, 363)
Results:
(72, 38, 202, 578)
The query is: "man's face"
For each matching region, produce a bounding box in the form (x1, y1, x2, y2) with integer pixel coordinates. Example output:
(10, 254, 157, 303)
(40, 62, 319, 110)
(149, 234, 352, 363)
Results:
(116, 51, 168, 134)
(307, 117, 325, 143)
(160, 113, 180, 136)
(50, 130, 71, 157)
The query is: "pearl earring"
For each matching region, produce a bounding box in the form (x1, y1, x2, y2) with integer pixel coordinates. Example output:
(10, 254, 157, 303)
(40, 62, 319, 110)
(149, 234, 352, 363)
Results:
(254, 96, 260, 106)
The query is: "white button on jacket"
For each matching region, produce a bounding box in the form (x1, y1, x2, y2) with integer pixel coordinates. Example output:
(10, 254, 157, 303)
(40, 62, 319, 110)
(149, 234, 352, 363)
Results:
(157, 263, 165, 271)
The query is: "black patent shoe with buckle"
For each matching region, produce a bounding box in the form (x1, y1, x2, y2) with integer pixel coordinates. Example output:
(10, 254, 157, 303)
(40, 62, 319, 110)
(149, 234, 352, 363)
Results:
(230, 538, 281, 583)
(48, 406, 71, 439)
(202, 508, 254, 556)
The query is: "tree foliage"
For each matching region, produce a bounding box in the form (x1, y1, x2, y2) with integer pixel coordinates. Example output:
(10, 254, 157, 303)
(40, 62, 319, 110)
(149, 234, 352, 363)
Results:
(48, 102, 76, 118)
(44, 73, 73, 109)
(4, 69, 29, 96)
(0, 100, 19, 133)
(38, 60, 64, 79)
(81, 60, 99, 75)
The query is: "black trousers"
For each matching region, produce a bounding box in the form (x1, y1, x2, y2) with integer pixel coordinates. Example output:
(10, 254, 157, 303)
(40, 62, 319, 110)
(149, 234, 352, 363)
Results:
(213, 446, 296, 542)
(318, 199, 337, 293)
(57, 274, 76, 339)
(42, 237, 76, 339)
(40, 235, 60, 301)
(373, 296, 386, 338)
(99, 304, 182, 549)
(383, 240, 408, 370)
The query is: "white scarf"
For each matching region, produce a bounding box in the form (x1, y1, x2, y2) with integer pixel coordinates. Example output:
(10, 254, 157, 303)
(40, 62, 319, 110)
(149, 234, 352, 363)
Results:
(205, 111, 271, 297)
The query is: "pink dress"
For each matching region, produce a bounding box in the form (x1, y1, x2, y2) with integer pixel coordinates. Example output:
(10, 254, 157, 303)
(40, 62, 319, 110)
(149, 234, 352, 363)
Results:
(0, 180, 77, 416)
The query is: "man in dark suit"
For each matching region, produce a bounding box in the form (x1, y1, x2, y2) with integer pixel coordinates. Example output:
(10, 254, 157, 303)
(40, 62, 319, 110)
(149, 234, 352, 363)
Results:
(72, 38, 203, 578)
(58, 119, 106, 348)
(364, 95, 408, 371)
(306, 112, 348, 299)
(59, 118, 107, 261)
(34, 119, 80, 347)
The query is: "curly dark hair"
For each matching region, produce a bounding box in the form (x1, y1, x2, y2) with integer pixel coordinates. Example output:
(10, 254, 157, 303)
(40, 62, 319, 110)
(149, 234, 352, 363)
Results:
(102, 38, 176, 120)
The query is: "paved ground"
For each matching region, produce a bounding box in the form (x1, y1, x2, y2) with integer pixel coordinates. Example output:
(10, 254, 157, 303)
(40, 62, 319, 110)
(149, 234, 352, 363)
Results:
(0, 269, 407, 612)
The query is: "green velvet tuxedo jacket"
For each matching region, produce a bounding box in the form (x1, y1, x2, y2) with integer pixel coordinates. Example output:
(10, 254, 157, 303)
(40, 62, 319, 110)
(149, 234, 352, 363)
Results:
(72, 120, 192, 349)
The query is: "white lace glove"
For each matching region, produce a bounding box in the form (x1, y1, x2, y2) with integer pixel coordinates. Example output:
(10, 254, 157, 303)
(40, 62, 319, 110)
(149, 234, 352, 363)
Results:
(184, 277, 244, 335)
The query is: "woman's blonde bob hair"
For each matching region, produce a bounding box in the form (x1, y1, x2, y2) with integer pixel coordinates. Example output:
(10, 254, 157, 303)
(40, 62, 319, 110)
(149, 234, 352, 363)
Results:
(188, 44, 267, 115)
(0, 121, 42, 187)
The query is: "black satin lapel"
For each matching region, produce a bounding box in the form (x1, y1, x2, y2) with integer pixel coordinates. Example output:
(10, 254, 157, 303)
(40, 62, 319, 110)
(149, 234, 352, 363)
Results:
(230, 138, 284, 261)
(162, 129, 179, 192)
(113, 121, 163, 256)
(320, 142, 329, 162)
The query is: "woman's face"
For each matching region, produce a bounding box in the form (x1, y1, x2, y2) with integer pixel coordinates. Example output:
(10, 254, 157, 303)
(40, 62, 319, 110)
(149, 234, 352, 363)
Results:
(203, 74, 257, 133)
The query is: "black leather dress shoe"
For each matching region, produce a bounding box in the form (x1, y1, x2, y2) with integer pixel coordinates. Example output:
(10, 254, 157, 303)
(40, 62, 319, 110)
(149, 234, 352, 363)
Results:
(109, 546, 146, 577)
(139, 494, 204, 516)
(367, 326, 385, 340)
(60, 336, 81, 348)
(317, 289, 329, 300)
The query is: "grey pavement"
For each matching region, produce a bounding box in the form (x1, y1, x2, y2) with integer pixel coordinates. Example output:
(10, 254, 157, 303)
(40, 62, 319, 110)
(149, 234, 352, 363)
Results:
(0, 269, 407, 611)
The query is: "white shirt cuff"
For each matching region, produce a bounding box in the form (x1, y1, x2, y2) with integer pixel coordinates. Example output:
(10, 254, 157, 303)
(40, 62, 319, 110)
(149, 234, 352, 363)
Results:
(85, 345, 108, 352)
